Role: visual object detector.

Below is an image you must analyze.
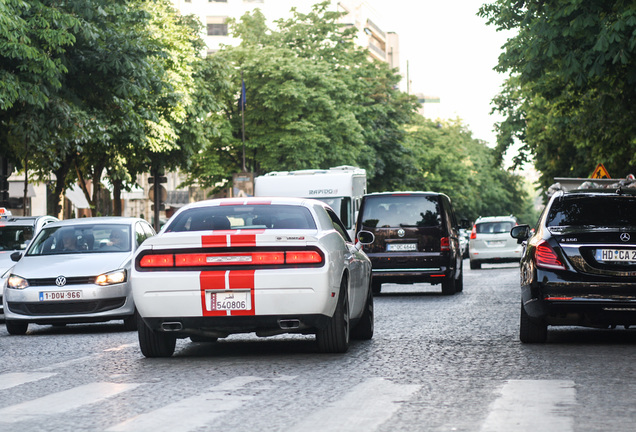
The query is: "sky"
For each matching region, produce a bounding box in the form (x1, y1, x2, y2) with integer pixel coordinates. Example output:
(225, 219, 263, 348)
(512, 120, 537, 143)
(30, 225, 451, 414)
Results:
(363, 0, 514, 147)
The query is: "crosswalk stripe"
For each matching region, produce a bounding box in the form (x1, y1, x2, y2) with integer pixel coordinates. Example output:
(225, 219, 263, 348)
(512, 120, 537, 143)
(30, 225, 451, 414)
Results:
(0, 372, 57, 391)
(0, 382, 140, 423)
(288, 378, 421, 432)
(481, 380, 576, 432)
(106, 376, 264, 432)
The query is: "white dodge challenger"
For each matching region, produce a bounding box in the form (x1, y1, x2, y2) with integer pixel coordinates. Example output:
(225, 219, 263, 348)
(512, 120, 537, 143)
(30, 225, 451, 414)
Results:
(131, 197, 374, 357)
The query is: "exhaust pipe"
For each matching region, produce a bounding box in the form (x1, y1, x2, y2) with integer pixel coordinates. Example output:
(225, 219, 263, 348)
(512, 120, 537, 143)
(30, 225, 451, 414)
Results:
(161, 321, 183, 331)
(278, 319, 301, 329)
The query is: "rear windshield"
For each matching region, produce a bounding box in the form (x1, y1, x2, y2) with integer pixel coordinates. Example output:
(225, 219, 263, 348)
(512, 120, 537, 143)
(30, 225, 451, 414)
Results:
(547, 195, 636, 227)
(0, 225, 34, 251)
(360, 195, 440, 228)
(476, 221, 514, 234)
(166, 205, 317, 232)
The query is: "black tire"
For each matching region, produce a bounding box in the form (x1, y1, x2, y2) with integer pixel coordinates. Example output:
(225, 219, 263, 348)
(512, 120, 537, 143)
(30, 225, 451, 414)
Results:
(316, 280, 350, 353)
(455, 269, 464, 293)
(470, 260, 481, 270)
(371, 279, 382, 295)
(351, 283, 374, 340)
(122, 313, 137, 331)
(6, 320, 28, 335)
(137, 313, 176, 357)
(441, 276, 456, 295)
(519, 302, 547, 343)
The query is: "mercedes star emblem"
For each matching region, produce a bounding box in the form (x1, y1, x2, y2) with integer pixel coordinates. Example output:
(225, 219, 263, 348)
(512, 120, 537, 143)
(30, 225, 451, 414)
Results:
(620, 233, 631, 242)
(55, 276, 67, 287)
(397, 229, 405, 238)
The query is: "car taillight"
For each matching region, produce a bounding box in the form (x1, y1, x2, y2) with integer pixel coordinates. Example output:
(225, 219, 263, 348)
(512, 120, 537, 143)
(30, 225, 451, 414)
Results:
(440, 237, 450, 251)
(139, 254, 174, 267)
(535, 241, 566, 270)
(139, 250, 323, 268)
(470, 225, 477, 239)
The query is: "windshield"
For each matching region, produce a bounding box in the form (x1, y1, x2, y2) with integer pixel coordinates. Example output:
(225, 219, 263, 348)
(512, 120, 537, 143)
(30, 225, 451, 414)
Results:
(0, 225, 34, 251)
(26, 224, 131, 255)
(547, 195, 636, 227)
(166, 205, 317, 232)
(360, 195, 441, 228)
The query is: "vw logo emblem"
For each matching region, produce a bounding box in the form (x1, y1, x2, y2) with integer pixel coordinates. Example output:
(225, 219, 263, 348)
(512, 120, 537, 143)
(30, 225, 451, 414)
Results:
(397, 229, 405, 238)
(620, 233, 631, 242)
(55, 276, 67, 287)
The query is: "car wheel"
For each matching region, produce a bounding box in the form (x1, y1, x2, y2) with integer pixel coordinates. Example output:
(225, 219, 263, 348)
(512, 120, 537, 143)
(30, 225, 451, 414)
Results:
(519, 302, 547, 343)
(470, 260, 481, 270)
(316, 280, 350, 353)
(137, 313, 176, 357)
(455, 269, 464, 293)
(122, 313, 137, 331)
(6, 320, 28, 335)
(371, 278, 382, 295)
(351, 282, 374, 340)
(441, 276, 456, 295)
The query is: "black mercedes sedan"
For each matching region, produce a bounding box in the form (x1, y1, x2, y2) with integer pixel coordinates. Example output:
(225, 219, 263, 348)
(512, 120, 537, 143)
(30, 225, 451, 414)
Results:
(511, 186, 636, 343)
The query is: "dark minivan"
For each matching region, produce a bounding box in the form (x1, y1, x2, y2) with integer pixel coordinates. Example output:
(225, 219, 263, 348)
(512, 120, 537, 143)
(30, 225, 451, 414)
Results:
(355, 192, 463, 295)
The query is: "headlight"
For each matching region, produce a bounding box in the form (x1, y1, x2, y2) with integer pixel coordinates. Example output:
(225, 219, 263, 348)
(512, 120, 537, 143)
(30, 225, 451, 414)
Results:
(95, 269, 127, 286)
(7, 275, 29, 290)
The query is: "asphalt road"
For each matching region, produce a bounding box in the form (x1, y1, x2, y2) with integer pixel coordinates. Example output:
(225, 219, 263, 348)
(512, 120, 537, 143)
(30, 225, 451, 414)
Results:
(2, 261, 636, 431)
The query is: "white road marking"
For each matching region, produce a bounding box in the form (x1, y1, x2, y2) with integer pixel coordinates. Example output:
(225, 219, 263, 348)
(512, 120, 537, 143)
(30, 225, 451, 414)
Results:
(106, 376, 264, 432)
(481, 380, 576, 432)
(0, 372, 56, 390)
(34, 354, 101, 372)
(0, 382, 140, 423)
(288, 377, 421, 432)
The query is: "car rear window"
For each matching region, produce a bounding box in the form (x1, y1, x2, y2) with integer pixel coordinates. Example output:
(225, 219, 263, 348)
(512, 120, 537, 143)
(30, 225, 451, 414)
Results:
(360, 195, 440, 228)
(547, 195, 636, 227)
(476, 221, 514, 234)
(166, 205, 317, 232)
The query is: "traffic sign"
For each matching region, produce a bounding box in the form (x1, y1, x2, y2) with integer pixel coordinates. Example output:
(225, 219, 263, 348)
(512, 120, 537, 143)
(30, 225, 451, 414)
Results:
(590, 164, 611, 179)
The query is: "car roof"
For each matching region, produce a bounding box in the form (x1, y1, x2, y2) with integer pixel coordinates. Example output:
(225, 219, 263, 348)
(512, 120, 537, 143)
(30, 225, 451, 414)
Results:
(559, 188, 636, 197)
(363, 191, 449, 199)
(43, 217, 147, 228)
(475, 216, 517, 223)
(178, 197, 327, 210)
(0, 215, 57, 226)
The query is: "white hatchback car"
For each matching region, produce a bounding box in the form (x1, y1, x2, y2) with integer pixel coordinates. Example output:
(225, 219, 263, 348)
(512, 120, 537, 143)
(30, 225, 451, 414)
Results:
(131, 197, 374, 357)
(469, 216, 522, 269)
(3, 217, 155, 334)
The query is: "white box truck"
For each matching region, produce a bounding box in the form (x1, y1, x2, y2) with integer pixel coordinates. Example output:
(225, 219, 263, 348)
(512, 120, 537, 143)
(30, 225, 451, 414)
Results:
(254, 165, 367, 240)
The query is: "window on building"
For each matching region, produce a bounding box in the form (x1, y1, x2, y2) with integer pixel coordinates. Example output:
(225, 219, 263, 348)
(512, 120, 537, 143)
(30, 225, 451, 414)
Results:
(209, 0, 228, 2)
(206, 16, 228, 36)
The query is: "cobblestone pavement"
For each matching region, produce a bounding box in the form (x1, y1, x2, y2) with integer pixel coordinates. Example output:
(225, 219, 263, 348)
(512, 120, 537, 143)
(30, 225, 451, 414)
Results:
(1, 262, 636, 431)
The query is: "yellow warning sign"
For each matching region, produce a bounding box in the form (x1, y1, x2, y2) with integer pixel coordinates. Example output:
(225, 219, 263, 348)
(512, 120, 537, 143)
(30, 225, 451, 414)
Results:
(590, 163, 611, 179)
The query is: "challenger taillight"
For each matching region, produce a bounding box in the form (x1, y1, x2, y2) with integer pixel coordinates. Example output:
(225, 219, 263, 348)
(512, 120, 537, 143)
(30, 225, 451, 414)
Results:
(440, 237, 450, 251)
(535, 241, 566, 270)
(139, 250, 323, 269)
(470, 225, 477, 239)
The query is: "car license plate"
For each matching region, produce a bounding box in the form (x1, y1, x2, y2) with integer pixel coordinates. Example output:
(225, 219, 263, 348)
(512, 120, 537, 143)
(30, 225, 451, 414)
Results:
(595, 249, 636, 262)
(39, 291, 83, 301)
(487, 240, 506, 247)
(387, 243, 417, 252)
(206, 290, 251, 311)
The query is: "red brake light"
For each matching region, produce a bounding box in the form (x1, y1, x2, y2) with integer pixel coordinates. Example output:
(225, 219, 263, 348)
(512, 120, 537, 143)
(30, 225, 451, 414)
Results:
(440, 237, 450, 251)
(470, 225, 477, 239)
(286, 251, 322, 264)
(175, 252, 284, 266)
(535, 241, 566, 270)
(139, 254, 174, 268)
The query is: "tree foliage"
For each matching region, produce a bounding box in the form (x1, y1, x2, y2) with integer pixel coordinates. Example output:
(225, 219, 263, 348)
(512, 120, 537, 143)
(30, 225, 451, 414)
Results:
(480, 0, 636, 190)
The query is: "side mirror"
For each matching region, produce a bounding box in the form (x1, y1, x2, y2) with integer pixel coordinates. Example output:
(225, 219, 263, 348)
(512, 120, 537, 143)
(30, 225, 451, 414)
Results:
(356, 230, 375, 250)
(10, 251, 22, 262)
(510, 225, 531, 244)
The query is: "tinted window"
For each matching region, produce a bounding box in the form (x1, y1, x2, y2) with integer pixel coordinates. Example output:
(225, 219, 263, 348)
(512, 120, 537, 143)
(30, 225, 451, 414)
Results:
(476, 222, 514, 234)
(166, 205, 317, 232)
(360, 195, 441, 228)
(314, 197, 352, 229)
(0, 226, 34, 251)
(547, 195, 636, 227)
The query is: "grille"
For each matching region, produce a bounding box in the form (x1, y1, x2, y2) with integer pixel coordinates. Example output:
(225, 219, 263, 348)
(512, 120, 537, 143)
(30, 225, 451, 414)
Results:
(7, 298, 126, 316)
(27, 276, 95, 287)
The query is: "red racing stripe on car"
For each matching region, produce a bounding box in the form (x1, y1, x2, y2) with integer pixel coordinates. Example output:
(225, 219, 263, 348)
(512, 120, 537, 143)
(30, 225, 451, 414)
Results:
(201, 229, 266, 248)
(199, 270, 255, 316)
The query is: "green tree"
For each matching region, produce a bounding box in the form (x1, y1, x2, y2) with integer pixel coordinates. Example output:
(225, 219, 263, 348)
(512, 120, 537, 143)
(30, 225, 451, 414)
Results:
(479, 0, 636, 190)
